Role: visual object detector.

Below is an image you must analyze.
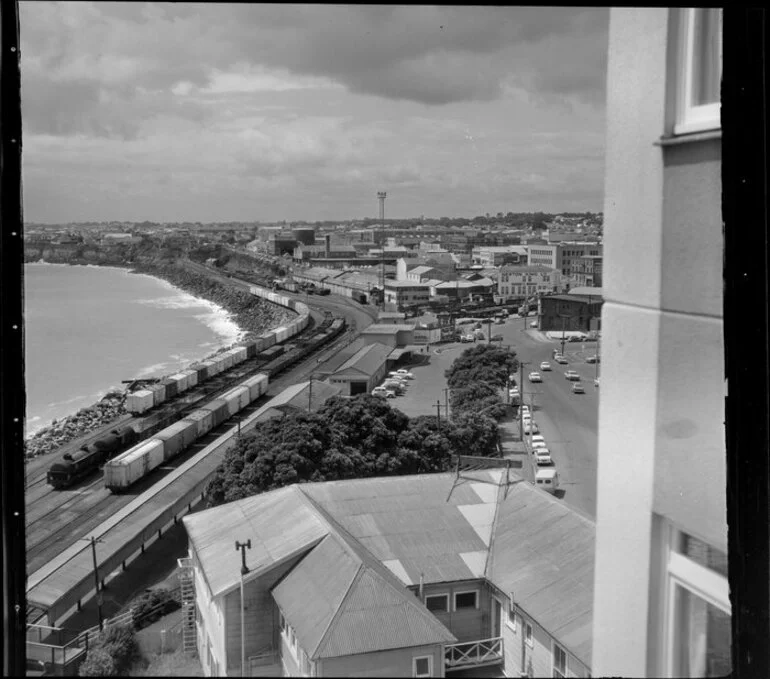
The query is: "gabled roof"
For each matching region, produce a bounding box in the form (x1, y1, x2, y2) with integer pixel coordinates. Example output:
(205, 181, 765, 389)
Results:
(408, 265, 436, 276)
(333, 342, 393, 377)
(267, 380, 343, 414)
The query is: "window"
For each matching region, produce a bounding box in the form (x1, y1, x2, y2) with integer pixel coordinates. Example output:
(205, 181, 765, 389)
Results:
(664, 527, 731, 677)
(425, 594, 449, 613)
(413, 655, 433, 678)
(674, 8, 722, 134)
(454, 590, 479, 610)
(525, 621, 533, 647)
(507, 601, 517, 631)
(553, 643, 567, 678)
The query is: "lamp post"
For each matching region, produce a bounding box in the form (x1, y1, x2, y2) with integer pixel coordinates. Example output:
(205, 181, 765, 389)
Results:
(235, 540, 251, 677)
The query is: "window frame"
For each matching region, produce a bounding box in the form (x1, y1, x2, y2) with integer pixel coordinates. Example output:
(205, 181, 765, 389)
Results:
(453, 589, 480, 611)
(662, 525, 731, 676)
(424, 593, 450, 613)
(673, 8, 722, 135)
(552, 641, 567, 678)
(412, 654, 434, 678)
(524, 621, 534, 648)
(506, 600, 517, 632)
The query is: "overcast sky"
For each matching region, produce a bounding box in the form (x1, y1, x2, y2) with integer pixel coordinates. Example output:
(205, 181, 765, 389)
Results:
(20, 3, 609, 223)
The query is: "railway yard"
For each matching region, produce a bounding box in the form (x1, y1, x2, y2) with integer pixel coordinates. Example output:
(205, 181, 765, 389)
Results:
(25, 270, 377, 632)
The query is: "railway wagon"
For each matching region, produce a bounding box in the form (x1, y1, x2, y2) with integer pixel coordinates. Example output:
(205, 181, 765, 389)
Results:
(154, 419, 198, 460)
(258, 345, 284, 361)
(182, 408, 214, 438)
(241, 373, 269, 401)
(159, 377, 178, 400)
(104, 439, 165, 490)
(148, 384, 166, 407)
(219, 385, 251, 416)
(180, 368, 198, 389)
(126, 389, 154, 414)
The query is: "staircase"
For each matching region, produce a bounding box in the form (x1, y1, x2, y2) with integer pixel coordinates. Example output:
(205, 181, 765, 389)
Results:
(177, 557, 197, 656)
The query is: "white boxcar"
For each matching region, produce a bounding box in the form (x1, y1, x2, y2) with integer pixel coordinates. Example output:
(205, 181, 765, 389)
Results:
(155, 420, 198, 460)
(169, 372, 189, 393)
(231, 346, 248, 364)
(126, 389, 154, 414)
(219, 351, 234, 371)
(104, 439, 164, 490)
(181, 408, 214, 438)
(274, 326, 289, 343)
(201, 358, 221, 376)
(149, 384, 166, 407)
(180, 369, 198, 388)
(242, 374, 269, 401)
(220, 385, 250, 416)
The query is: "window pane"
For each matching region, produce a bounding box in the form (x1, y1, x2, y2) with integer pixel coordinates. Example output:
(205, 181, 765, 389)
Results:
(677, 532, 728, 578)
(415, 657, 430, 676)
(426, 595, 448, 612)
(692, 9, 722, 106)
(673, 585, 732, 677)
(455, 592, 477, 609)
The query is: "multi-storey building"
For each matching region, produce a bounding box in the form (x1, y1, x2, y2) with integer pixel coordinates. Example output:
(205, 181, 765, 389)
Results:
(527, 243, 603, 278)
(572, 256, 603, 288)
(471, 246, 528, 268)
(383, 280, 431, 309)
(591, 8, 729, 678)
(497, 265, 562, 299)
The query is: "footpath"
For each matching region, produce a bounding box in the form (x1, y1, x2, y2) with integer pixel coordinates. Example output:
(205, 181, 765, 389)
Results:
(497, 410, 534, 483)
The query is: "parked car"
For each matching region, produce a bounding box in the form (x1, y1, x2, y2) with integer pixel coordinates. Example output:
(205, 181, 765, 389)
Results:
(554, 355, 569, 364)
(372, 386, 395, 398)
(539, 361, 552, 371)
(524, 421, 539, 435)
(594, 377, 600, 388)
(564, 370, 581, 381)
(394, 369, 414, 380)
(531, 434, 546, 448)
(528, 371, 542, 383)
(461, 335, 474, 343)
(530, 320, 538, 328)
(572, 382, 585, 394)
(586, 355, 599, 364)
(491, 334, 504, 342)
(495, 317, 505, 324)
(535, 450, 554, 466)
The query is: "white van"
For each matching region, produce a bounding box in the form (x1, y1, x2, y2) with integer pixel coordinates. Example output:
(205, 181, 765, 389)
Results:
(535, 468, 560, 494)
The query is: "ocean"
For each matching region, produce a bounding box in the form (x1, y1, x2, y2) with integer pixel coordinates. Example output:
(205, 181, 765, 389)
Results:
(23, 263, 244, 437)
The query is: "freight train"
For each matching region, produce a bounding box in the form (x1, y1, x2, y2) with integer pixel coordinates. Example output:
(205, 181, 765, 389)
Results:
(46, 425, 139, 488)
(46, 286, 311, 488)
(104, 373, 269, 491)
(126, 288, 311, 414)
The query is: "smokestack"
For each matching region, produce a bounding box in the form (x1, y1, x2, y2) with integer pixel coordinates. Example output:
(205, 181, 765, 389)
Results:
(325, 234, 331, 258)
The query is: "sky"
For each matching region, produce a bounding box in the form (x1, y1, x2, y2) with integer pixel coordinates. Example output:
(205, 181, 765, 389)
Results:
(20, 3, 609, 223)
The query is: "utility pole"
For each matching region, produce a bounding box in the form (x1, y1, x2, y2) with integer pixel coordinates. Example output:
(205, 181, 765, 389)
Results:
(83, 536, 104, 632)
(378, 191, 387, 304)
(443, 388, 450, 422)
(436, 400, 442, 432)
(519, 361, 529, 441)
(308, 374, 313, 412)
(235, 540, 252, 678)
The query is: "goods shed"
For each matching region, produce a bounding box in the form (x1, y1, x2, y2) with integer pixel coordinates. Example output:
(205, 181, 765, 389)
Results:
(328, 342, 393, 396)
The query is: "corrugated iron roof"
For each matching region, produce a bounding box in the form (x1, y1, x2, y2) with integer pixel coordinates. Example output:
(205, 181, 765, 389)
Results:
(267, 380, 343, 413)
(486, 481, 595, 666)
(333, 342, 393, 377)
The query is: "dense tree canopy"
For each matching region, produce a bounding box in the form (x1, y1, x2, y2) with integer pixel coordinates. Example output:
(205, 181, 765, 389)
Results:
(205, 394, 499, 506)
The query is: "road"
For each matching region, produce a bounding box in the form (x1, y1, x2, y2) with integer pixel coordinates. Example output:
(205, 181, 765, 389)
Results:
(488, 315, 600, 519)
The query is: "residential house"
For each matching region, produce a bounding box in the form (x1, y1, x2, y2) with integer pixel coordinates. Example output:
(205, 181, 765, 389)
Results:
(180, 470, 595, 678)
(591, 9, 729, 677)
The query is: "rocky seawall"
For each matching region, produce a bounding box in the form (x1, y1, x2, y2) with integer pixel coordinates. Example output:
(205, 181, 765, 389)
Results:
(24, 257, 296, 460)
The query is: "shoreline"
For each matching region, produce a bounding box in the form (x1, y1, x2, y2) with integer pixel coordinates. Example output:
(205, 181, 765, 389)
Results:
(24, 261, 293, 459)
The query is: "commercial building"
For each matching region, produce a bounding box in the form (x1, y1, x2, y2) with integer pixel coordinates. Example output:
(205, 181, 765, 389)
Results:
(328, 342, 394, 396)
(572, 255, 603, 288)
(181, 470, 595, 678)
(497, 265, 562, 299)
(527, 243, 603, 278)
(383, 280, 431, 309)
(360, 324, 416, 349)
(471, 245, 528, 268)
(591, 8, 729, 677)
(539, 294, 603, 333)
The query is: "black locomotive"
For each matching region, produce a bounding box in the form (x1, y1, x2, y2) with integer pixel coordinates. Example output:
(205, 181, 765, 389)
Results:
(46, 425, 138, 488)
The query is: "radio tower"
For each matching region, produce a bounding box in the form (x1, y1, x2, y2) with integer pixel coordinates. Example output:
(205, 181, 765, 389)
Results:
(377, 191, 387, 302)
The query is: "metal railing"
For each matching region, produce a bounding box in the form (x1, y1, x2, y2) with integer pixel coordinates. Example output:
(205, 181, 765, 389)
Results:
(445, 636, 504, 669)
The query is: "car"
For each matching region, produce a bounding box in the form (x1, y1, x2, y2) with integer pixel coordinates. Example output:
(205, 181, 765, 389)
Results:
(569, 335, 583, 342)
(531, 434, 546, 446)
(554, 354, 569, 364)
(461, 335, 474, 343)
(509, 387, 519, 397)
(529, 320, 538, 328)
(535, 450, 554, 466)
(494, 317, 505, 324)
(395, 369, 414, 380)
(572, 382, 585, 394)
(524, 421, 539, 435)
(594, 377, 600, 388)
(490, 334, 504, 341)
(539, 361, 552, 371)
(528, 371, 542, 383)
(372, 386, 396, 398)
(520, 406, 530, 416)
(565, 370, 581, 381)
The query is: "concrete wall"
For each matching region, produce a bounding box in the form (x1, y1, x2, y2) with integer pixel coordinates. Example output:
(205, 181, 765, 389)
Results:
(318, 644, 444, 678)
(592, 7, 725, 678)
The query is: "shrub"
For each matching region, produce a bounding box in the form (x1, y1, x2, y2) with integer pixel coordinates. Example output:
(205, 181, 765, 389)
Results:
(79, 647, 117, 677)
(131, 587, 180, 630)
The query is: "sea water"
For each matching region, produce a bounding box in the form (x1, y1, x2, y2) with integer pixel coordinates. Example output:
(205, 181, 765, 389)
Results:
(24, 263, 244, 436)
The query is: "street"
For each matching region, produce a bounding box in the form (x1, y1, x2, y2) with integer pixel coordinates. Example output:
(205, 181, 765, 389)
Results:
(499, 314, 600, 519)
